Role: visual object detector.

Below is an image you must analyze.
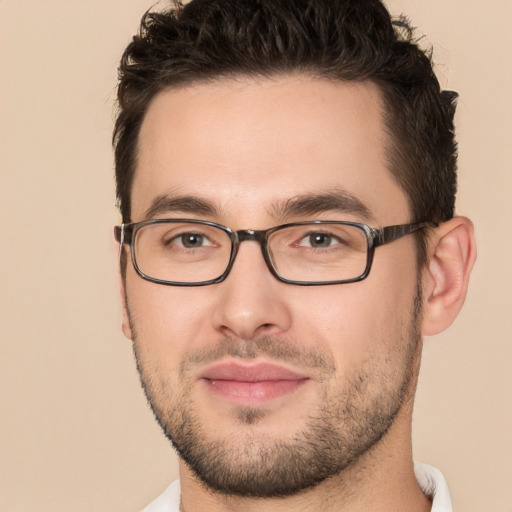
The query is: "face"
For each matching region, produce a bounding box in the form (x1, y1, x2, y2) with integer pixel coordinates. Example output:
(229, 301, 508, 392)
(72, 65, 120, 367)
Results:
(123, 76, 423, 497)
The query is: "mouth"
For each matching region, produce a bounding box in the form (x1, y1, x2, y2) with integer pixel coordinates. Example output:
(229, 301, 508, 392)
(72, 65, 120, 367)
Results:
(200, 360, 310, 406)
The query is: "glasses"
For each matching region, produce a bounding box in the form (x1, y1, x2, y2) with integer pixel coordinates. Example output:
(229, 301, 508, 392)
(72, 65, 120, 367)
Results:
(114, 219, 437, 286)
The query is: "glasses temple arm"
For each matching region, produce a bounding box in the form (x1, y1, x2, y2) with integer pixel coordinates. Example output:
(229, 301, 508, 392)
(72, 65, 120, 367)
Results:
(115, 224, 134, 261)
(374, 221, 438, 246)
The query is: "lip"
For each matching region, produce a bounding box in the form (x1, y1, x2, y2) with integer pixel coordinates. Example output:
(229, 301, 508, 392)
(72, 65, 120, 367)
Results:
(200, 361, 310, 405)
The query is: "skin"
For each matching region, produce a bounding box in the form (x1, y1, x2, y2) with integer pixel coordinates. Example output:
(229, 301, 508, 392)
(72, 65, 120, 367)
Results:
(120, 76, 476, 511)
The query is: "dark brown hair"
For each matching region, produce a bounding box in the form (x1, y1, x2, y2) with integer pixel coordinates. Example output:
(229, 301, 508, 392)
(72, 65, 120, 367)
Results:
(114, 0, 458, 264)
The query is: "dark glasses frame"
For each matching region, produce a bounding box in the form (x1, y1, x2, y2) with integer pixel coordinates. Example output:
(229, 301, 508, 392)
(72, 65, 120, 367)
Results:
(114, 219, 437, 286)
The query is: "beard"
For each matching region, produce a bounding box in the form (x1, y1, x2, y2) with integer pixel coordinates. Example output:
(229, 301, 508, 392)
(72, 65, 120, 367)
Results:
(129, 286, 423, 498)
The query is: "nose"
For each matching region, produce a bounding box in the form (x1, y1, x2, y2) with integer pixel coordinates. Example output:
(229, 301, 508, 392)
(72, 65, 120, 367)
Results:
(211, 240, 293, 340)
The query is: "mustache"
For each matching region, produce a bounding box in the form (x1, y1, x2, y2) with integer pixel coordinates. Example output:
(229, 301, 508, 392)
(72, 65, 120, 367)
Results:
(180, 336, 336, 376)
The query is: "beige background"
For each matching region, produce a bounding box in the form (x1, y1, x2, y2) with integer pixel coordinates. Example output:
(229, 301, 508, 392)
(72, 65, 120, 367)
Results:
(0, 0, 510, 510)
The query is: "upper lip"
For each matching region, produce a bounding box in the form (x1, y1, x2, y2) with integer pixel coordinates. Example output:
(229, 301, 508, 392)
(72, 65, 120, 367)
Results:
(200, 361, 309, 382)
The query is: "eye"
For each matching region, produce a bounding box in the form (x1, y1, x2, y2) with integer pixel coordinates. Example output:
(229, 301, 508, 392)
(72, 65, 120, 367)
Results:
(172, 232, 214, 248)
(299, 232, 341, 248)
(308, 233, 334, 248)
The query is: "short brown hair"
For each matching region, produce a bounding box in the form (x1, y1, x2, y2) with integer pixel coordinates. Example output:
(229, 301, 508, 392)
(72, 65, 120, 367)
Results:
(114, 0, 458, 264)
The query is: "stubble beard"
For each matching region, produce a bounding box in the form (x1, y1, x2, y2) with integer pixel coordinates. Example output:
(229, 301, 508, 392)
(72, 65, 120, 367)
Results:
(130, 287, 423, 498)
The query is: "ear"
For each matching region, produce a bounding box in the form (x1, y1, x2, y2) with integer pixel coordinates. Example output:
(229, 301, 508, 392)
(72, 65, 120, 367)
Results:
(119, 274, 134, 340)
(115, 237, 134, 341)
(421, 216, 477, 336)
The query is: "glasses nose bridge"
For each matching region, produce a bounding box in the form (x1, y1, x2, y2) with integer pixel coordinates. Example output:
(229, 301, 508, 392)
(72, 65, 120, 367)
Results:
(233, 228, 269, 255)
(235, 228, 267, 244)
(230, 228, 272, 274)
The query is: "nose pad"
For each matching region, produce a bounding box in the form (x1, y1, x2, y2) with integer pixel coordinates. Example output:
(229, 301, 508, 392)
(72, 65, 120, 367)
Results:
(211, 241, 292, 340)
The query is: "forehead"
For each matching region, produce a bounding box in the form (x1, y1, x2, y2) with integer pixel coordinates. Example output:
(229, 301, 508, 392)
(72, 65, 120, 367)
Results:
(133, 76, 409, 225)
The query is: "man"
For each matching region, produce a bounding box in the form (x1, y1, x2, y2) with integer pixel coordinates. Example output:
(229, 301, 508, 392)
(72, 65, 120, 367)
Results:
(113, 0, 476, 510)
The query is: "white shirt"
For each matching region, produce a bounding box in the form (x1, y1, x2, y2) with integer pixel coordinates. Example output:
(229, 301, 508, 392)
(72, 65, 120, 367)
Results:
(141, 462, 452, 512)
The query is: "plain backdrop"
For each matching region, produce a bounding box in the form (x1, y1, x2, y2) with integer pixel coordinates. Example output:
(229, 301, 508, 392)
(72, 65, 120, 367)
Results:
(1, 1, 510, 511)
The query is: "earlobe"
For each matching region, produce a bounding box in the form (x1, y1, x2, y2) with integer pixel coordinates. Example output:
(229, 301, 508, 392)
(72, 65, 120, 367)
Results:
(421, 216, 477, 336)
(121, 286, 134, 340)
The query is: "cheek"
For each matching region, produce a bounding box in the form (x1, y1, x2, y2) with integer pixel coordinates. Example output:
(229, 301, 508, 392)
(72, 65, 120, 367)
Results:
(290, 255, 418, 370)
(126, 272, 213, 360)
(289, 286, 380, 367)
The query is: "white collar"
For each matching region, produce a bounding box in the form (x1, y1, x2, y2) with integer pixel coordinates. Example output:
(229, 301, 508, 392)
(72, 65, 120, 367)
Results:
(414, 462, 453, 512)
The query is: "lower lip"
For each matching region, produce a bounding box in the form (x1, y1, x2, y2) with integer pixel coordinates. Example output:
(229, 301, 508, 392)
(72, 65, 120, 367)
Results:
(203, 378, 308, 405)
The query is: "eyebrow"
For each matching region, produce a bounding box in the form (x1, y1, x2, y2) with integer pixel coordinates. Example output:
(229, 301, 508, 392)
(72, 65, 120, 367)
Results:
(143, 189, 373, 223)
(144, 194, 219, 219)
(271, 189, 374, 222)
